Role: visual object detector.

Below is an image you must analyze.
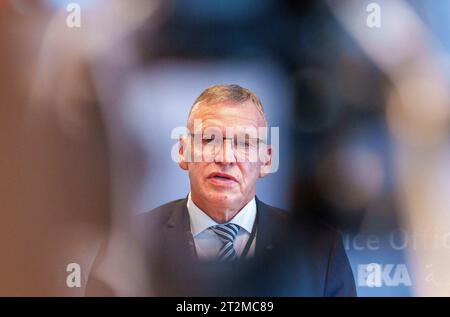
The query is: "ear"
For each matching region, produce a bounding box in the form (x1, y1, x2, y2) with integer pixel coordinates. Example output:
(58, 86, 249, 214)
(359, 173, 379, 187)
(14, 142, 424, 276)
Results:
(259, 144, 272, 178)
(179, 136, 189, 171)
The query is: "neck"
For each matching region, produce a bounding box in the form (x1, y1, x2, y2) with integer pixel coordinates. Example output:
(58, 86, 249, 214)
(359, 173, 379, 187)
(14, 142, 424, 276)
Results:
(204, 207, 239, 224)
(190, 194, 254, 224)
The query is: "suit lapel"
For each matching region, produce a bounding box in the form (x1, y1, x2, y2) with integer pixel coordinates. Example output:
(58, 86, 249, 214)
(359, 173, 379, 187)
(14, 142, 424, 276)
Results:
(162, 198, 197, 264)
(161, 196, 279, 261)
(254, 196, 277, 257)
(159, 196, 284, 295)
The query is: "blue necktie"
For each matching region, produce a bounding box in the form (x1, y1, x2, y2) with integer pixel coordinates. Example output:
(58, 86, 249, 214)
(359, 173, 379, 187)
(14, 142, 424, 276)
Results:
(210, 223, 240, 261)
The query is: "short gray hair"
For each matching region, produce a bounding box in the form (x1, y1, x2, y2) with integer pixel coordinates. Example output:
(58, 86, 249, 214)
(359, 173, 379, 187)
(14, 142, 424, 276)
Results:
(187, 84, 267, 126)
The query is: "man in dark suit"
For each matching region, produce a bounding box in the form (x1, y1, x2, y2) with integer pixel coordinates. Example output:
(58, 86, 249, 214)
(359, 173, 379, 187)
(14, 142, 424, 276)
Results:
(87, 84, 356, 296)
(131, 196, 356, 296)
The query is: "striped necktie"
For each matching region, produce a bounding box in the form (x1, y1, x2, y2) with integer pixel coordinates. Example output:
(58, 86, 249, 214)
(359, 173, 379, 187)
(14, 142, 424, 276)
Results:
(210, 223, 240, 261)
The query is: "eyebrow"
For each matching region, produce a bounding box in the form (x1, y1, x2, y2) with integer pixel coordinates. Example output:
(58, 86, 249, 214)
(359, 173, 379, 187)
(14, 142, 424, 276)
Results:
(188, 132, 267, 143)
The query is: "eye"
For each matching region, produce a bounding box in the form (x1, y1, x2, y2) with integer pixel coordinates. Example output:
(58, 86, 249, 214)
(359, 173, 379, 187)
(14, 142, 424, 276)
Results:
(203, 136, 216, 144)
(236, 140, 250, 148)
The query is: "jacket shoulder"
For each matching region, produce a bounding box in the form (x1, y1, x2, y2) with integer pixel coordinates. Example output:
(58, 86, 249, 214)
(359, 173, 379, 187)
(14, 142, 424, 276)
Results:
(132, 198, 186, 237)
(255, 199, 289, 221)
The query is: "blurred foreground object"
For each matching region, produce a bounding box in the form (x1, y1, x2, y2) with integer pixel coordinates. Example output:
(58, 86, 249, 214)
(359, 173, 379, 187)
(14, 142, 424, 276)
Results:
(329, 0, 450, 296)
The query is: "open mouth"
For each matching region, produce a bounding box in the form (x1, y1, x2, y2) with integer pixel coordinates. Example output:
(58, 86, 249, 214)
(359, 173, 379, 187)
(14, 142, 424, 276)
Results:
(207, 172, 238, 183)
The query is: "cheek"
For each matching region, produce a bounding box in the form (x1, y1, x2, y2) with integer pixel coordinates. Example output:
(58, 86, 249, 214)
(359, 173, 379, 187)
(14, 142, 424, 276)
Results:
(188, 163, 208, 182)
(239, 163, 260, 186)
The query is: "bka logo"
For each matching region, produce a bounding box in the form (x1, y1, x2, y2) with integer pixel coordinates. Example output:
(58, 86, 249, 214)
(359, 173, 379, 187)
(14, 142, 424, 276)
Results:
(358, 263, 412, 287)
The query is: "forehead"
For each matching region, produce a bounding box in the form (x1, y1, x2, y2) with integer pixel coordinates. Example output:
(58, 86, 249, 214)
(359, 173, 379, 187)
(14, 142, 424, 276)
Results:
(188, 100, 266, 131)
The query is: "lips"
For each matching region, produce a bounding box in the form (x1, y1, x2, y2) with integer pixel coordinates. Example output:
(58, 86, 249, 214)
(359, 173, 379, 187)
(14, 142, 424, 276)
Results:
(207, 172, 238, 183)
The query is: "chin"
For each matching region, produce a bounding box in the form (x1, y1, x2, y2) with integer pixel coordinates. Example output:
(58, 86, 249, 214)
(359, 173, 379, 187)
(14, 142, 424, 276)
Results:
(207, 191, 239, 207)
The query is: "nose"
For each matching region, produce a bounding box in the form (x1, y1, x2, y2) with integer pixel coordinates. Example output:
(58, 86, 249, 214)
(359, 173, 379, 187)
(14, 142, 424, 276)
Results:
(214, 138, 236, 164)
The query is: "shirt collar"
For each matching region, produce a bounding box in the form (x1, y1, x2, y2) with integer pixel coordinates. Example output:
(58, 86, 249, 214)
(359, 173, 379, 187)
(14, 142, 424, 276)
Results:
(187, 193, 256, 237)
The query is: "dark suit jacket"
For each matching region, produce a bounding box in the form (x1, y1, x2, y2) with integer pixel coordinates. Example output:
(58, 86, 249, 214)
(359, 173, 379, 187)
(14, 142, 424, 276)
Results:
(110, 196, 357, 297)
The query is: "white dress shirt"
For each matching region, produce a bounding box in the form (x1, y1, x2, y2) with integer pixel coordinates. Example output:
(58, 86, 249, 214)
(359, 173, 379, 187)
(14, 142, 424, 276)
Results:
(187, 193, 257, 260)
